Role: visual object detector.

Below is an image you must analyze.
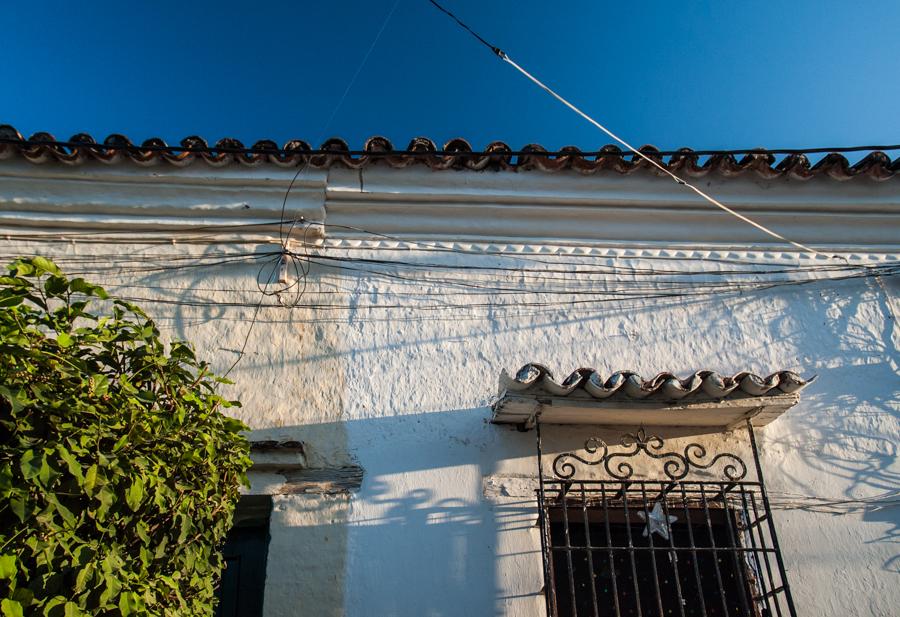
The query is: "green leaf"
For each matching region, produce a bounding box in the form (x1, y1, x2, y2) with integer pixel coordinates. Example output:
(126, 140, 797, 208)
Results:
(19, 450, 41, 481)
(0, 464, 13, 492)
(74, 563, 95, 594)
(69, 277, 109, 299)
(44, 275, 68, 296)
(118, 592, 138, 616)
(0, 599, 24, 617)
(57, 447, 83, 483)
(45, 493, 77, 528)
(63, 602, 85, 617)
(83, 464, 98, 495)
(37, 454, 56, 487)
(30, 256, 62, 275)
(56, 332, 73, 348)
(8, 590, 32, 610)
(0, 292, 24, 308)
(0, 386, 24, 413)
(90, 374, 109, 397)
(11, 261, 34, 277)
(0, 554, 17, 579)
(153, 535, 168, 560)
(42, 597, 67, 615)
(99, 574, 121, 606)
(95, 486, 115, 520)
(9, 495, 26, 521)
(125, 477, 144, 512)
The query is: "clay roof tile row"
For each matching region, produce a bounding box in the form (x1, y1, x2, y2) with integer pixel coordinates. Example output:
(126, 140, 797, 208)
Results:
(502, 364, 814, 401)
(0, 125, 897, 181)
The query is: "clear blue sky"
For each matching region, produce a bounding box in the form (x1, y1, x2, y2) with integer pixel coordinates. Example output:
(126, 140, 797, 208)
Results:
(3, 1, 899, 153)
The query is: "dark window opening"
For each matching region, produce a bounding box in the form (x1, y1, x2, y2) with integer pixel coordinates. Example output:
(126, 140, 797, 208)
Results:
(540, 481, 793, 617)
(549, 507, 757, 617)
(214, 495, 272, 617)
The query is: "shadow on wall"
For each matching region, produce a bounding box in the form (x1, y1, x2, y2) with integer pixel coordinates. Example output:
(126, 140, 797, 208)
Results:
(761, 276, 900, 573)
(84, 246, 900, 603)
(259, 407, 545, 617)
(258, 398, 899, 617)
(341, 406, 543, 617)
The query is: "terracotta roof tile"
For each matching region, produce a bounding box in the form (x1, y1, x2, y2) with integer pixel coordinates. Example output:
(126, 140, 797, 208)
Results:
(502, 364, 814, 401)
(0, 124, 896, 181)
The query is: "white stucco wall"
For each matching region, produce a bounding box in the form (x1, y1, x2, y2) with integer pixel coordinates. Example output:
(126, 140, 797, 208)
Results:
(2, 162, 898, 616)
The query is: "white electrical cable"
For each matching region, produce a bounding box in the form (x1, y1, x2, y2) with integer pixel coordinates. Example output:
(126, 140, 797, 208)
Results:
(499, 54, 830, 259)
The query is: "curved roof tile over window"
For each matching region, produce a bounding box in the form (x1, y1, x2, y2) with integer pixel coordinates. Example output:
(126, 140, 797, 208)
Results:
(0, 125, 896, 181)
(501, 363, 814, 401)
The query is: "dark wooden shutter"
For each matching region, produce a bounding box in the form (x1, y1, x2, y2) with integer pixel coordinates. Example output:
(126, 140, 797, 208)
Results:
(214, 495, 272, 617)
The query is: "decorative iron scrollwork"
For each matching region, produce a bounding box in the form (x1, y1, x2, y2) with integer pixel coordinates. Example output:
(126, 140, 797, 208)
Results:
(551, 428, 747, 481)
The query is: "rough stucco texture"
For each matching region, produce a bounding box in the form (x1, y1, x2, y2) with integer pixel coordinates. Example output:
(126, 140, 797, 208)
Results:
(4, 241, 898, 617)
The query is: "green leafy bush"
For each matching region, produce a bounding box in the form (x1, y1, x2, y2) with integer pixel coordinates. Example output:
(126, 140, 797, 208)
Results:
(0, 257, 251, 616)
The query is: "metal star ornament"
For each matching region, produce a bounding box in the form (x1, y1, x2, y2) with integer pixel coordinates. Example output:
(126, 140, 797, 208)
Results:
(637, 501, 678, 541)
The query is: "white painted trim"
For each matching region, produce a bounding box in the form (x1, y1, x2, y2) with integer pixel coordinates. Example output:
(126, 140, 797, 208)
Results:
(0, 160, 326, 236)
(1, 160, 898, 251)
(492, 393, 800, 430)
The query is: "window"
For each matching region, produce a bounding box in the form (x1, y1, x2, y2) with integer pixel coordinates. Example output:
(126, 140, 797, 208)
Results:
(537, 426, 796, 617)
(214, 495, 272, 617)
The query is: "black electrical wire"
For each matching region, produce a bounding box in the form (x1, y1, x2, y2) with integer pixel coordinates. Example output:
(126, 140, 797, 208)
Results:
(428, 0, 505, 57)
(307, 252, 882, 278)
(425, 1, 900, 161)
(100, 261, 895, 313)
(3, 136, 899, 159)
(11, 221, 895, 320)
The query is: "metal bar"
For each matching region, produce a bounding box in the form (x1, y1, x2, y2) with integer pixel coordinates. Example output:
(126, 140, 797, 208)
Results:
(557, 480, 763, 487)
(709, 482, 737, 503)
(744, 512, 770, 530)
(580, 483, 601, 617)
(612, 481, 630, 502)
(653, 481, 678, 503)
(747, 420, 798, 617)
(536, 420, 556, 617)
(758, 585, 787, 600)
(621, 488, 644, 617)
(738, 484, 774, 617)
(600, 483, 622, 617)
(560, 482, 578, 617)
(699, 483, 731, 615)
(536, 425, 795, 617)
(679, 483, 708, 617)
(549, 546, 779, 553)
(638, 484, 666, 616)
(658, 490, 687, 617)
(746, 485, 783, 617)
(718, 483, 753, 615)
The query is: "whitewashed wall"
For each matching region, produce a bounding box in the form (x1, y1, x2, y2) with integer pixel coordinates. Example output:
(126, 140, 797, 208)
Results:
(2, 161, 898, 616)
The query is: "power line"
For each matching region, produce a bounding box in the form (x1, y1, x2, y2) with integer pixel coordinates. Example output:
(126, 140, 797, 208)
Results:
(95, 260, 895, 312)
(426, 0, 841, 258)
(224, 9, 408, 372)
(319, 0, 401, 139)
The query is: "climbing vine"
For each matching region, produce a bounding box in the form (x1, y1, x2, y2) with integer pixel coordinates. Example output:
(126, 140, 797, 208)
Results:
(0, 257, 251, 616)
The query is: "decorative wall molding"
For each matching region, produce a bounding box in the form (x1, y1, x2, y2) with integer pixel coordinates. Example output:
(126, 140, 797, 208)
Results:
(318, 238, 899, 263)
(2, 161, 899, 251)
(0, 160, 326, 237)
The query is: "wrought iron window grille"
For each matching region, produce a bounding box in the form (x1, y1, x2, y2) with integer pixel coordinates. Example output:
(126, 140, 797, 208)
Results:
(535, 421, 797, 617)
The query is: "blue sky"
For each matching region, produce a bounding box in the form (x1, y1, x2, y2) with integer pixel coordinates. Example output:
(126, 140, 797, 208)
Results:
(3, 1, 899, 153)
